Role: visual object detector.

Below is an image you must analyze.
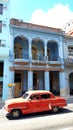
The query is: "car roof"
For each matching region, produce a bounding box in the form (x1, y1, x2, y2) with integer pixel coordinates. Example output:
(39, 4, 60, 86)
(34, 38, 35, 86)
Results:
(26, 90, 51, 95)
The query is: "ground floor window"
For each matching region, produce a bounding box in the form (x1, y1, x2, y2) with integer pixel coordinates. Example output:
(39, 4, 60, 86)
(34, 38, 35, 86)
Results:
(0, 82, 3, 97)
(0, 62, 3, 77)
(0, 62, 3, 98)
(69, 73, 73, 95)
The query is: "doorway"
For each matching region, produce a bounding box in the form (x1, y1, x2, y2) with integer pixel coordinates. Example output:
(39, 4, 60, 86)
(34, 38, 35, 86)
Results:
(33, 72, 38, 90)
(14, 73, 22, 97)
(50, 71, 60, 95)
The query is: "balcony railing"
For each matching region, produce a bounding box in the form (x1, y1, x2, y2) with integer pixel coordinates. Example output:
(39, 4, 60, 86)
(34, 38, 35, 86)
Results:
(49, 56, 59, 61)
(32, 55, 44, 61)
(65, 58, 73, 65)
(15, 53, 29, 59)
(9, 52, 62, 64)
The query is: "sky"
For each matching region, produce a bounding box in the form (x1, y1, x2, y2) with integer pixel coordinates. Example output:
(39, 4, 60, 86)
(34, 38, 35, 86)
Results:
(10, 0, 73, 29)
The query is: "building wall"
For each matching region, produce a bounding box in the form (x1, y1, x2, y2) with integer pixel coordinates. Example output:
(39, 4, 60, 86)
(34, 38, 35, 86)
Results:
(0, 0, 10, 100)
(5, 24, 67, 98)
(63, 36, 73, 96)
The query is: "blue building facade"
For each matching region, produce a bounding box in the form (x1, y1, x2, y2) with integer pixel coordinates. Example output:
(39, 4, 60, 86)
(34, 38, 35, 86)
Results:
(2, 18, 67, 100)
(0, 0, 10, 100)
(0, 1, 73, 101)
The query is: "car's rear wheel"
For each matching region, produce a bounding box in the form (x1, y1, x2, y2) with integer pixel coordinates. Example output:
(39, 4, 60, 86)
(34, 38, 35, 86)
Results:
(52, 106, 59, 113)
(11, 109, 22, 119)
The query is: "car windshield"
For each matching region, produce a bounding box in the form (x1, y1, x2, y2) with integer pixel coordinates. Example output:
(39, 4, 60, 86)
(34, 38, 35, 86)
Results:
(22, 93, 29, 99)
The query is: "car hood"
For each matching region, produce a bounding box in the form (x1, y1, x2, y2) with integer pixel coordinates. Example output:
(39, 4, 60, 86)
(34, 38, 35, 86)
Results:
(5, 97, 27, 105)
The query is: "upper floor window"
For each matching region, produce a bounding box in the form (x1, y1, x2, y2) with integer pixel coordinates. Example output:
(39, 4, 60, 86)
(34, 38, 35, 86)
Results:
(0, 62, 3, 77)
(0, 4, 3, 15)
(0, 40, 1, 47)
(68, 46, 73, 57)
(14, 44, 22, 58)
(0, 21, 2, 32)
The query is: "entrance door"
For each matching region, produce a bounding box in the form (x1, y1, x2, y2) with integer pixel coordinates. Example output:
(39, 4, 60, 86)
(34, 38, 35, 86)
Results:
(14, 83, 21, 97)
(33, 72, 38, 90)
(50, 71, 60, 95)
(14, 73, 22, 97)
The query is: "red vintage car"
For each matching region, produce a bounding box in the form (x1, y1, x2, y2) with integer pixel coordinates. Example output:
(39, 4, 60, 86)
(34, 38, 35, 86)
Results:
(3, 90, 67, 119)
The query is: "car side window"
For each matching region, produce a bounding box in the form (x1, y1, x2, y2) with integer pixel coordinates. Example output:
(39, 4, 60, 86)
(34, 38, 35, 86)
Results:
(41, 94, 50, 99)
(30, 95, 39, 100)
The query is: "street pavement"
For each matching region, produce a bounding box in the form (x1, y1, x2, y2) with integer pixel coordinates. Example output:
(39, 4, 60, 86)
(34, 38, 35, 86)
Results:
(0, 105, 73, 130)
(0, 97, 73, 130)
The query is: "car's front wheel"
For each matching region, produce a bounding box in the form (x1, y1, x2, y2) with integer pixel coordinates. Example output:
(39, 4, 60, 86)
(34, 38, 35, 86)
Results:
(11, 109, 22, 119)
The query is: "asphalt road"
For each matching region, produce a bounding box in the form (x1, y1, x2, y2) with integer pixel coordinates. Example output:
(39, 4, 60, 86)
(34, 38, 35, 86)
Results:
(0, 104, 73, 130)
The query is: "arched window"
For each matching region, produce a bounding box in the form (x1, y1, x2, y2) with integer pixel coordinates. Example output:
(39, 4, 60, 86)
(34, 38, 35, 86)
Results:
(14, 43, 22, 58)
(32, 45, 37, 60)
(32, 38, 44, 60)
(47, 48, 50, 61)
(47, 41, 59, 61)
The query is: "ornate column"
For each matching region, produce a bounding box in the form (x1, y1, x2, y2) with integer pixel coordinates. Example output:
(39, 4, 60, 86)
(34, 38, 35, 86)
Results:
(44, 71, 50, 91)
(29, 39, 32, 59)
(9, 32, 14, 60)
(44, 43, 48, 61)
(59, 72, 68, 96)
(28, 71, 33, 90)
(65, 74, 70, 96)
(58, 36, 63, 59)
(44, 43, 47, 56)
(29, 39, 32, 68)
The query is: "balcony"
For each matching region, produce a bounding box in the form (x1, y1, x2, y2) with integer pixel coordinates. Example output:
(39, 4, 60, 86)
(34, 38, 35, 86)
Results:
(64, 58, 73, 66)
(9, 52, 62, 66)
(0, 47, 9, 57)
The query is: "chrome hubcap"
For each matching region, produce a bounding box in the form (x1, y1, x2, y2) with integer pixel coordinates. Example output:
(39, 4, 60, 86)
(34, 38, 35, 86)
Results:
(13, 110, 19, 117)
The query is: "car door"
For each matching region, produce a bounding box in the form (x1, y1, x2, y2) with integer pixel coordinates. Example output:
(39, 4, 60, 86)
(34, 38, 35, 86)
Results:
(39, 93, 51, 112)
(28, 94, 40, 113)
